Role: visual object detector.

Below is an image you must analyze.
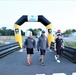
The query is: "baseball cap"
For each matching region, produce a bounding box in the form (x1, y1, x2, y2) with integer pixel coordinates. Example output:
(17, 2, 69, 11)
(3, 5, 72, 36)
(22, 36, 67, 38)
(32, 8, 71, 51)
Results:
(42, 30, 45, 33)
(57, 34, 61, 36)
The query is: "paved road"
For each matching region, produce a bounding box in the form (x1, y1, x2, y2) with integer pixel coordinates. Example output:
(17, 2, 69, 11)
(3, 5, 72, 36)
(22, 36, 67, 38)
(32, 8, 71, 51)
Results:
(0, 49, 76, 75)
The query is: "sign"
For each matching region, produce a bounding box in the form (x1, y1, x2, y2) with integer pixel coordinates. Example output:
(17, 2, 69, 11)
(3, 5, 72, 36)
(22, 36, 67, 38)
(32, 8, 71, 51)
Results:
(28, 15, 38, 22)
(15, 28, 21, 34)
(48, 29, 52, 34)
(15, 28, 19, 34)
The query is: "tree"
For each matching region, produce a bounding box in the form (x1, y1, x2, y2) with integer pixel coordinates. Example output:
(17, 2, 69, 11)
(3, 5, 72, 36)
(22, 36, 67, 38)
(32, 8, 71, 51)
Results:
(33, 29, 39, 35)
(65, 29, 72, 34)
(72, 29, 76, 33)
(6, 29, 12, 35)
(28, 28, 34, 35)
(38, 28, 42, 31)
(21, 30, 25, 36)
(0, 27, 15, 36)
(1, 27, 7, 35)
(2, 27, 7, 30)
(27, 28, 41, 36)
(11, 30, 14, 35)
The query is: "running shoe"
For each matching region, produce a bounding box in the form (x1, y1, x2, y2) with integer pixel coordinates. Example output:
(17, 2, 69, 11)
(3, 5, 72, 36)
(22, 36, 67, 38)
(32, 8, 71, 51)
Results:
(57, 60, 60, 63)
(27, 61, 31, 66)
(30, 61, 32, 64)
(41, 62, 44, 66)
(40, 59, 42, 62)
(55, 55, 57, 60)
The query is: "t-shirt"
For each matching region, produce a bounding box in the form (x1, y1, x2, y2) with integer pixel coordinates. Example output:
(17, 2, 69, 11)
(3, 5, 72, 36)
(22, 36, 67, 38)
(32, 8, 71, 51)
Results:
(24, 37, 36, 48)
(55, 38, 63, 49)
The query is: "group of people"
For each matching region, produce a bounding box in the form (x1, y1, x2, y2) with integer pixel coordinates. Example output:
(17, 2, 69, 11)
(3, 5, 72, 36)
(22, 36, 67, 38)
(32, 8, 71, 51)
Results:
(24, 30, 64, 66)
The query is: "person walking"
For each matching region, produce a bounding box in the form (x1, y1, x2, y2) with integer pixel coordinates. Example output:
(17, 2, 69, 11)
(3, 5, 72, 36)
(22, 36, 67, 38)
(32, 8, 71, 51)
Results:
(54, 34, 64, 63)
(24, 32, 36, 66)
(37, 30, 49, 66)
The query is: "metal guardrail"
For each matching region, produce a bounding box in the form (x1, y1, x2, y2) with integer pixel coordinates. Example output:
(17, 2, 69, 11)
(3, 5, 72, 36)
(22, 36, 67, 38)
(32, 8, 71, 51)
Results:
(50, 44, 76, 63)
(0, 42, 21, 58)
(62, 46, 76, 63)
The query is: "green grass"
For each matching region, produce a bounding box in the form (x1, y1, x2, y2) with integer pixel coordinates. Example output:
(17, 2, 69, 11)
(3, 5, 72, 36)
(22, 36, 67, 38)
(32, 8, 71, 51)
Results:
(0, 42, 6, 45)
(64, 42, 76, 48)
(0, 42, 3, 44)
(0, 42, 3, 45)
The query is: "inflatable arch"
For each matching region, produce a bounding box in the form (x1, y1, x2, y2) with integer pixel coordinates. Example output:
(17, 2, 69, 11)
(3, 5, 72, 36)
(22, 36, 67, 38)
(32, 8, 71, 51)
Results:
(14, 15, 54, 48)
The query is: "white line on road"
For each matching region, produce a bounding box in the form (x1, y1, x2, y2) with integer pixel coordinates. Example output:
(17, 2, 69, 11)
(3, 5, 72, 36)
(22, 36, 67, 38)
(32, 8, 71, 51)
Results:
(19, 49, 23, 52)
(72, 72, 76, 75)
(36, 74, 45, 75)
(52, 73, 66, 75)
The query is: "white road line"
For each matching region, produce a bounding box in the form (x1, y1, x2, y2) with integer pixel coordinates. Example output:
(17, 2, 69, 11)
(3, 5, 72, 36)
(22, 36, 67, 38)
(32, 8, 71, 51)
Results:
(36, 74, 45, 75)
(52, 73, 66, 75)
(36, 72, 76, 75)
(19, 49, 23, 52)
(72, 72, 76, 75)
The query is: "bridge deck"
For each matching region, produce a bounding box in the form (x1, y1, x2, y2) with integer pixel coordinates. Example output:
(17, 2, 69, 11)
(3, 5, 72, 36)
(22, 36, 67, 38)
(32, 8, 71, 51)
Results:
(0, 50, 76, 75)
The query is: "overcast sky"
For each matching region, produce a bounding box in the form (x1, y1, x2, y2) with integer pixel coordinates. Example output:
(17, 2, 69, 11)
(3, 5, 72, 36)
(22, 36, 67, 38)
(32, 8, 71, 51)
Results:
(0, 0, 76, 32)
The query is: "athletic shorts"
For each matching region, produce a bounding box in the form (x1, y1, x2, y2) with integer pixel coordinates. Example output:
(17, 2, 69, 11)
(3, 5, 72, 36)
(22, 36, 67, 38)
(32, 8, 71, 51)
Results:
(26, 48, 33, 54)
(56, 48, 63, 55)
(40, 49, 46, 55)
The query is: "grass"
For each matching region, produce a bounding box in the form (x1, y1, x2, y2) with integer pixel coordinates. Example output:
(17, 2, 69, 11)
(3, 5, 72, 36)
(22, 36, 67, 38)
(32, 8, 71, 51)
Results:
(0, 36, 76, 48)
(0, 42, 2, 44)
(0, 36, 30, 40)
(64, 42, 76, 48)
(0, 42, 3, 45)
(0, 42, 5, 45)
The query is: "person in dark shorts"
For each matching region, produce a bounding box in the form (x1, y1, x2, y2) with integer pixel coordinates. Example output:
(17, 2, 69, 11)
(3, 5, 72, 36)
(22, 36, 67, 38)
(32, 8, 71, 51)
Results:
(24, 32, 36, 66)
(37, 30, 49, 66)
(54, 34, 64, 63)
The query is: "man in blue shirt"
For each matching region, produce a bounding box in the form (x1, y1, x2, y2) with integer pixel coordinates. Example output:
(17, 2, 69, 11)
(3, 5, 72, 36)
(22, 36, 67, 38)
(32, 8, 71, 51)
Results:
(54, 34, 64, 63)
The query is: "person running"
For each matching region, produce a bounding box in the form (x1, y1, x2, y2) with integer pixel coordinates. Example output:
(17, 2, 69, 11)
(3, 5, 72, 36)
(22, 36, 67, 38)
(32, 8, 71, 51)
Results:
(24, 32, 36, 66)
(54, 34, 64, 63)
(37, 30, 49, 66)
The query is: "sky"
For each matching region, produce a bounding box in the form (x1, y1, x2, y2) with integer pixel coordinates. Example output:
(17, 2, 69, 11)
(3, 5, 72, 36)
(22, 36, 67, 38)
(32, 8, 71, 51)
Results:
(0, 0, 76, 33)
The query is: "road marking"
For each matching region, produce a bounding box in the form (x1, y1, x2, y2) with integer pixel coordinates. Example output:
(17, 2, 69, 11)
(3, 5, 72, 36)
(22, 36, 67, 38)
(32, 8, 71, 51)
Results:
(35, 73, 76, 75)
(72, 72, 76, 75)
(19, 49, 23, 52)
(36, 74, 45, 75)
(52, 73, 66, 75)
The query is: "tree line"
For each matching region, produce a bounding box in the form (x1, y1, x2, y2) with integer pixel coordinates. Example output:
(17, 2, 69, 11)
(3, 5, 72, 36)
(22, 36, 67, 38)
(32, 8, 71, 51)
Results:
(0, 27, 42, 36)
(0, 27, 76, 36)
(0, 27, 14, 36)
(63, 29, 76, 34)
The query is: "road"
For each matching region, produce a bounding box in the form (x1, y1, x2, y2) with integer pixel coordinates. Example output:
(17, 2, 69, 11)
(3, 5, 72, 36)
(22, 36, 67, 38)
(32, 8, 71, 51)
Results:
(0, 49, 76, 75)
